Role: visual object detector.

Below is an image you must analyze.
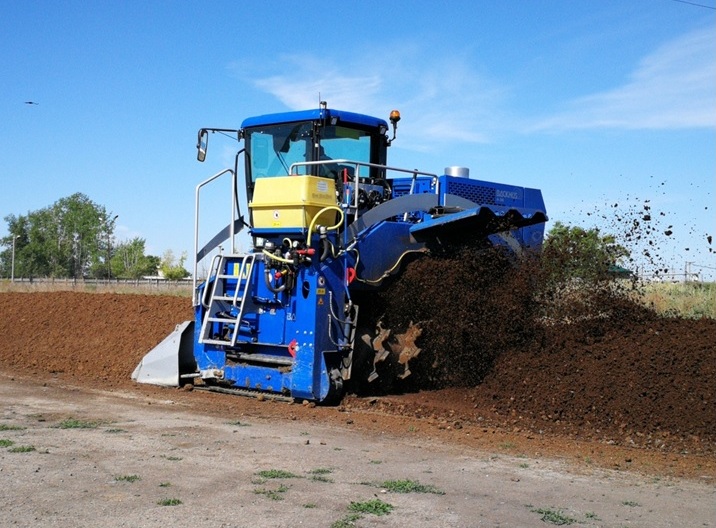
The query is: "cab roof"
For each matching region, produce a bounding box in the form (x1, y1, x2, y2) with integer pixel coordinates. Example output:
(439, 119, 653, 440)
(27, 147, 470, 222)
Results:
(241, 108, 388, 130)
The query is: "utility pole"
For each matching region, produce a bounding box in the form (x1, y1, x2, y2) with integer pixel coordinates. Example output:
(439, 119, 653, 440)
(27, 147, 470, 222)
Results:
(11, 235, 19, 282)
(107, 215, 119, 280)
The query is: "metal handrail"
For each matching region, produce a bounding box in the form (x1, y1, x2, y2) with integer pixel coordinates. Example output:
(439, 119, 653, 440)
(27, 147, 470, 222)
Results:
(289, 159, 437, 213)
(193, 168, 235, 305)
(289, 159, 436, 180)
(201, 254, 222, 308)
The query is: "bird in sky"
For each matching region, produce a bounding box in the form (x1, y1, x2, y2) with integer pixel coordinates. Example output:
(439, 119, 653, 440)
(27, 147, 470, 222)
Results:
(24, 101, 39, 105)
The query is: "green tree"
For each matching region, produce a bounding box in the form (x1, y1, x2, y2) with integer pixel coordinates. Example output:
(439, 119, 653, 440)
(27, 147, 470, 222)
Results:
(1, 193, 115, 279)
(111, 237, 160, 279)
(160, 249, 190, 280)
(543, 221, 629, 282)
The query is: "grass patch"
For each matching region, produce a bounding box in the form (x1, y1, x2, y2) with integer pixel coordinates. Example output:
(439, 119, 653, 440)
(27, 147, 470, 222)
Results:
(0, 424, 26, 431)
(57, 418, 100, 429)
(114, 474, 141, 483)
(9, 445, 36, 453)
(159, 482, 171, 487)
(330, 513, 362, 528)
(531, 507, 577, 525)
(622, 500, 640, 507)
(226, 420, 250, 427)
(256, 469, 300, 479)
(157, 498, 182, 506)
(308, 467, 333, 474)
(519, 462, 530, 469)
(253, 483, 289, 500)
(161, 455, 183, 461)
(381, 479, 444, 495)
(105, 428, 127, 434)
(0, 439, 15, 447)
(303, 503, 317, 509)
(641, 282, 716, 319)
(308, 467, 333, 481)
(348, 498, 394, 516)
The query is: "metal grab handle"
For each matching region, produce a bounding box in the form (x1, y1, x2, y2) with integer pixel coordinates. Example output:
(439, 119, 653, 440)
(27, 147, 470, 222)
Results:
(201, 254, 222, 309)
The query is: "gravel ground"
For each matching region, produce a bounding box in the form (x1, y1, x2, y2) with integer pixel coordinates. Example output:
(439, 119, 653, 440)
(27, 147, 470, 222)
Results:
(1, 377, 714, 528)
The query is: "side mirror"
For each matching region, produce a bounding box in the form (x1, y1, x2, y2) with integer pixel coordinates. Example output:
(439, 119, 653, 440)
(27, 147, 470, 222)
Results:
(197, 129, 208, 162)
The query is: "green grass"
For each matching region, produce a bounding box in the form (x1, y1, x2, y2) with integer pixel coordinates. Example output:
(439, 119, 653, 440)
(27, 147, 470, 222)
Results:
(641, 282, 716, 319)
(256, 469, 300, 479)
(381, 479, 445, 495)
(157, 498, 182, 506)
(104, 428, 127, 434)
(0, 439, 15, 447)
(114, 474, 141, 483)
(57, 418, 100, 429)
(348, 498, 394, 516)
(531, 507, 577, 525)
(330, 513, 362, 528)
(308, 467, 333, 482)
(0, 424, 26, 431)
(253, 484, 289, 500)
(9, 445, 36, 453)
(303, 503, 317, 509)
(226, 420, 250, 427)
(308, 467, 332, 474)
(159, 482, 171, 487)
(161, 455, 183, 461)
(622, 500, 640, 507)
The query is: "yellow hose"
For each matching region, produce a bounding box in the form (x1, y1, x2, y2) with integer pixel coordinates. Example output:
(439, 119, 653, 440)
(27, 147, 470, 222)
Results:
(307, 206, 344, 243)
(262, 249, 294, 264)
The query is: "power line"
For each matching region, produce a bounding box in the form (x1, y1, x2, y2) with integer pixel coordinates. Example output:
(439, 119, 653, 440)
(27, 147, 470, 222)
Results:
(671, 0, 716, 10)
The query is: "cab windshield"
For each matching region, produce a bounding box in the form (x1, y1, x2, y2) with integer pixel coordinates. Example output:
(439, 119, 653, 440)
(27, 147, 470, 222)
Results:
(245, 122, 374, 181)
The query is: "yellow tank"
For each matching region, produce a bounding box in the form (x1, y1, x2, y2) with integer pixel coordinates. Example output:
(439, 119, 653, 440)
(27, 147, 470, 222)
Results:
(250, 175, 337, 230)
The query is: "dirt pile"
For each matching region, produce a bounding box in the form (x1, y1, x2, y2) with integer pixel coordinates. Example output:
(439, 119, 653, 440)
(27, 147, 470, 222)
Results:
(0, 287, 714, 454)
(0, 292, 193, 385)
(361, 244, 715, 452)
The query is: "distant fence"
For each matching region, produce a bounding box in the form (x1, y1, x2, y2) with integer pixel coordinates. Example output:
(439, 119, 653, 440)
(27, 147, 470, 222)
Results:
(3, 277, 194, 294)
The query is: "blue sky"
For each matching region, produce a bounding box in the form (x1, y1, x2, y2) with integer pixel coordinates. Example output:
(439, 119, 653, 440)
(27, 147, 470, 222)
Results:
(1, 1, 714, 279)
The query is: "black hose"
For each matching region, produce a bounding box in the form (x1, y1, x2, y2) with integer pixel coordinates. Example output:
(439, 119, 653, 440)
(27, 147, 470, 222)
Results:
(264, 268, 287, 293)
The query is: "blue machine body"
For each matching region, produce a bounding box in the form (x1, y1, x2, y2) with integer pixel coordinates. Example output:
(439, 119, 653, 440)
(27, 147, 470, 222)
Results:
(182, 107, 547, 402)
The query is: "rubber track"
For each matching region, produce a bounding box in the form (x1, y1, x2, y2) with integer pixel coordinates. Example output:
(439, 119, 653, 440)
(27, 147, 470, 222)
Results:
(193, 385, 294, 402)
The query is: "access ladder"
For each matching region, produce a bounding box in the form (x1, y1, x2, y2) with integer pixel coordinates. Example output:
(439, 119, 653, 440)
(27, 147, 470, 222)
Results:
(199, 254, 256, 347)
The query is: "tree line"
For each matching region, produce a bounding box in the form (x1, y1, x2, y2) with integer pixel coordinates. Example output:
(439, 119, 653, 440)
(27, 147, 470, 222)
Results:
(1, 193, 189, 280)
(2, 194, 628, 282)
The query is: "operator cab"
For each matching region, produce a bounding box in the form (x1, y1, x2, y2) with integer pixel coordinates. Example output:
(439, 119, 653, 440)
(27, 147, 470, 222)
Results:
(240, 104, 396, 201)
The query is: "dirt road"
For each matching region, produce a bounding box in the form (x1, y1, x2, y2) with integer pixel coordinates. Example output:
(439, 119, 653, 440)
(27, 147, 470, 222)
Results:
(1, 376, 714, 528)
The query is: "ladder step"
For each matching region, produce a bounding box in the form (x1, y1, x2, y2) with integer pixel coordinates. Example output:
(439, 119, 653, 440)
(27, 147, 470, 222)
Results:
(201, 337, 241, 346)
(206, 316, 236, 323)
(214, 295, 244, 302)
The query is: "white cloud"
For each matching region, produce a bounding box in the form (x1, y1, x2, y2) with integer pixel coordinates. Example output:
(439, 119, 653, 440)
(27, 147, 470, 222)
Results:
(530, 27, 716, 131)
(251, 54, 383, 112)
(245, 48, 505, 150)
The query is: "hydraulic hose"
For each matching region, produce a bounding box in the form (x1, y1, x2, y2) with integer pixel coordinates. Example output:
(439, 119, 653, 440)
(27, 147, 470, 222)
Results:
(262, 249, 294, 264)
(307, 206, 344, 243)
(264, 268, 287, 293)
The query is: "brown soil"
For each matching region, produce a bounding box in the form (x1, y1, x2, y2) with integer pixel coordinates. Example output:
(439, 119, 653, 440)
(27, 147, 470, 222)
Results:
(1, 290, 714, 480)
